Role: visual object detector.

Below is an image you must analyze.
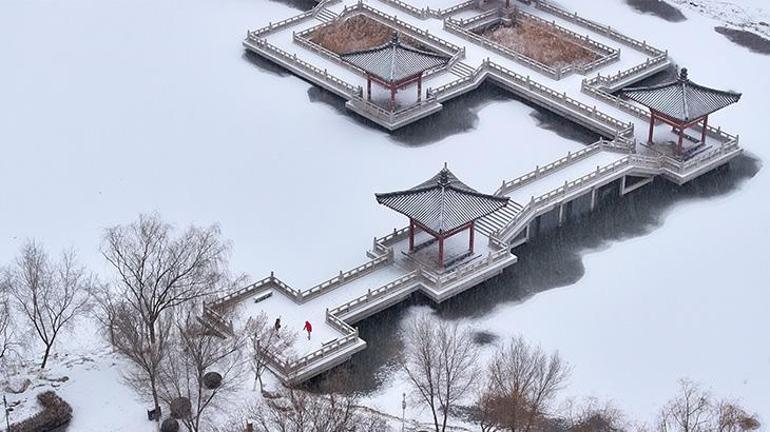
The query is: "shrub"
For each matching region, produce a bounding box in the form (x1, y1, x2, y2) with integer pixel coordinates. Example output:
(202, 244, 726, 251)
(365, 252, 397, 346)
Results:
(161, 417, 180, 432)
(7, 391, 72, 432)
(203, 371, 223, 390)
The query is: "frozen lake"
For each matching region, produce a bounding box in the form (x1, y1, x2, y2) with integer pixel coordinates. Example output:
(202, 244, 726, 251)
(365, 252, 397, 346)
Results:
(1, 0, 768, 429)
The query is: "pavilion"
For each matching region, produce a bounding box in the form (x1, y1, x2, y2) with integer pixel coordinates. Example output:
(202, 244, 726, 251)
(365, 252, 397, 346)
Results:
(341, 33, 450, 111)
(375, 165, 509, 268)
(621, 68, 741, 156)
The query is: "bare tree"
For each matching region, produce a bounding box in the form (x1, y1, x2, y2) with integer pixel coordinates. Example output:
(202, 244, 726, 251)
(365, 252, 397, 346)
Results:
(400, 313, 479, 432)
(657, 379, 760, 432)
(714, 400, 761, 432)
(478, 335, 571, 432)
(2, 242, 92, 369)
(101, 213, 230, 344)
(245, 312, 296, 393)
(221, 383, 392, 432)
(157, 310, 245, 432)
(562, 397, 627, 432)
(95, 293, 172, 427)
(0, 294, 16, 366)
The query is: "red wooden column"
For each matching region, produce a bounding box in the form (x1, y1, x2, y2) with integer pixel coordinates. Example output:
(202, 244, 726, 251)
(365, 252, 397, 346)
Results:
(468, 222, 475, 253)
(367, 77, 372, 102)
(647, 111, 656, 144)
(438, 235, 445, 268)
(701, 115, 708, 145)
(390, 86, 396, 111)
(417, 76, 422, 102)
(677, 123, 685, 155)
(408, 219, 415, 252)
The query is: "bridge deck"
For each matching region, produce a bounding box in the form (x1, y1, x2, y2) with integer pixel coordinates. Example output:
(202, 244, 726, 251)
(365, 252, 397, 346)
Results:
(222, 0, 744, 384)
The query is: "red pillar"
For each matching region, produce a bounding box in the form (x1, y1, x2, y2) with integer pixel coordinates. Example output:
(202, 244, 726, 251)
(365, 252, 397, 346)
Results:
(677, 125, 684, 155)
(367, 77, 372, 102)
(417, 76, 422, 103)
(390, 86, 396, 111)
(701, 115, 708, 146)
(647, 112, 655, 144)
(408, 219, 415, 252)
(438, 236, 445, 269)
(468, 222, 475, 254)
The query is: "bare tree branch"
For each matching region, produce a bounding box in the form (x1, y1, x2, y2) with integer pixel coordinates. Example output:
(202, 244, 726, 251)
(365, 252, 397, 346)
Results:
(400, 313, 479, 432)
(3, 241, 92, 369)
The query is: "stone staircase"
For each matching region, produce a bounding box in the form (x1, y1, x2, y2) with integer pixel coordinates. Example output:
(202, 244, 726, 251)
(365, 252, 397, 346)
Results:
(315, 8, 338, 22)
(476, 201, 524, 236)
(449, 61, 476, 77)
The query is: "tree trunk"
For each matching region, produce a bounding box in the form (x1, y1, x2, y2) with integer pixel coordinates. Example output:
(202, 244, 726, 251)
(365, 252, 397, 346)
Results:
(41, 344, 52, 369)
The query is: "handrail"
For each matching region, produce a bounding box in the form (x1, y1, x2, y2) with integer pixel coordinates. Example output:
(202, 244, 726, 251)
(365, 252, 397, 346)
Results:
(301, 253, 392, 301)
(533, 0, 665, 57)
(493, 144, 602, 195)
(328, 271, 420, 317)
(244, 38, 361, 96)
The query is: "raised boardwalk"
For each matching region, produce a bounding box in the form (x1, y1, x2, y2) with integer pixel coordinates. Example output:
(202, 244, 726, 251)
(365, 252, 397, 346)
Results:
(215, 0, 745, 384)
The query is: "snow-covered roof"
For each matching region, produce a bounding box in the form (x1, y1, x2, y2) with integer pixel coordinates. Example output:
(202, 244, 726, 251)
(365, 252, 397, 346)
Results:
(375, 165, 509, 233)
(340, 34, 450, 84)
(621, 68, 741, 122)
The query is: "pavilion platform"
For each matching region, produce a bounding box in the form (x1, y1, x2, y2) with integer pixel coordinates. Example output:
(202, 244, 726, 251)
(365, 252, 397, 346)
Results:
(221, 0, 747, 385)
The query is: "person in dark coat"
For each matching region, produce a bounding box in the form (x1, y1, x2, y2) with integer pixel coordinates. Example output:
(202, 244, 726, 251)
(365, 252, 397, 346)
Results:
(303, 320, 312, 340)
(274, 317, 282, 334)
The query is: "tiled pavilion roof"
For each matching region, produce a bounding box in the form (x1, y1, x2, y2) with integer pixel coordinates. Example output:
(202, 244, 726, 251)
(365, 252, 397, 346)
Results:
(341, 34, 450, 84)
(375, 165, 509, 233)
(621, 68, 741, 122)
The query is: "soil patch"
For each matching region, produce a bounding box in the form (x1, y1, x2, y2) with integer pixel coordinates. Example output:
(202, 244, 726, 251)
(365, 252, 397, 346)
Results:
(311, 14, 432, 54)
(475, 14, 599, 68)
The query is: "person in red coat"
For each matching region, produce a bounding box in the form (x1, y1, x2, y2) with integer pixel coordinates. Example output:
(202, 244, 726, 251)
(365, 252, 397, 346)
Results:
(303, 320, 312, 340)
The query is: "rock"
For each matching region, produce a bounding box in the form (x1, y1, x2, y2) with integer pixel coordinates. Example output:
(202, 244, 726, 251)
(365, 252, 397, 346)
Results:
(4, 378, 32, 394)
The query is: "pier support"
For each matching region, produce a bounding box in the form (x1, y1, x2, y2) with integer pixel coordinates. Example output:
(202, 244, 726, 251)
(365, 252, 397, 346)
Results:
(590, 188, 597, 211)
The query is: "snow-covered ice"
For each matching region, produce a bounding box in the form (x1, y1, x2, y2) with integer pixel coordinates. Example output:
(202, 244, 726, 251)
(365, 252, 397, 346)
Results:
(1, 0, 769, 429)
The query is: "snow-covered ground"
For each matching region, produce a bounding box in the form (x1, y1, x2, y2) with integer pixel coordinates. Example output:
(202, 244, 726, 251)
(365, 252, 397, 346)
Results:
(1, 0, 769, 430)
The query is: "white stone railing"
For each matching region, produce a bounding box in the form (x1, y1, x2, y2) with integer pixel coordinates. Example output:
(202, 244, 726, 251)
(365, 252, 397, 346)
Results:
(444, 20, 563, 79)
(250, 10, 316, 38)
(447, 8, 620, 79)
(425, 244, 511, 289)
(585, 54, 669, 92)
(428, 60, 633, 138)
(342, 2, 463, 55)
(378, 0, 427, 18)
(263, 328, 360, 378)
(244, 37, 362, 97)
(301, 253, 393, 301)
(497, 156, 637, 239)
(327, 270, 420, 317)
(533, 0, 665, 57)
(484, 61, 634, 136)
(429, 0, 476, 18)
(373, 227, 411, 255)
(348, 93, 440, 123)
(493, 144, 603, 195)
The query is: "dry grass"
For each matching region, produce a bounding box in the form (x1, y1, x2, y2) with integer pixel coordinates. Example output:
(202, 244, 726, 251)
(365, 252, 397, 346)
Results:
(311, 14, 431, 54)
(477, 15, 599, 68)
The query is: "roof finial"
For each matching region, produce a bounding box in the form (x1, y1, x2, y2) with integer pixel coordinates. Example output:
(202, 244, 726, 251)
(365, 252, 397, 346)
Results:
(391, 32, 399, 46)
(679, 67, 689, 81)
(443, 161, 448, 169)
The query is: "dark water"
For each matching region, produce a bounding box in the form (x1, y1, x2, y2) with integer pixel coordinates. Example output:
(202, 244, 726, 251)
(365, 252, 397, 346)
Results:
(305, 153, 760, 394)
(306, 81, 600, 146)
(624, 0, 687, 23)
(715, 27, 770, 55)
(241, 51, 291, 77)
(268, 0, 316, 12)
